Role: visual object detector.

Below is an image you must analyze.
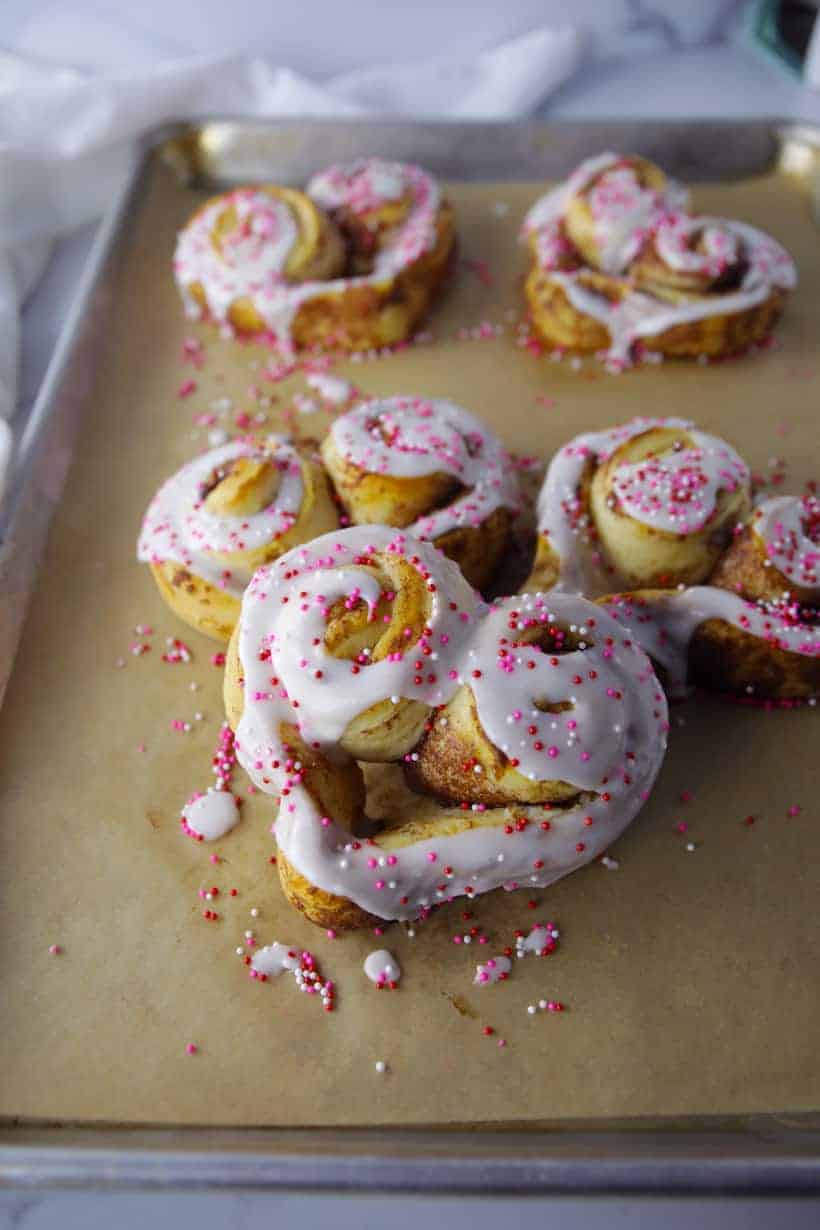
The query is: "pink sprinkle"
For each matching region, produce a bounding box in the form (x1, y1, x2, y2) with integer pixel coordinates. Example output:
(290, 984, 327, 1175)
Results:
(177, 379, 197, 399)
(185, 1043, 198, 1055)
(497, 1038, 507, 1048)
(676, 821, 688, 834)
(463, 257, 494, 287)
(48, 944, 62, 955)
(182, 337, 205, 368)
(788, 805, 801, 817)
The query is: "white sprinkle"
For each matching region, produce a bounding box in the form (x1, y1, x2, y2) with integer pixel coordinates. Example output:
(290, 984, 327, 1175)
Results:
(306, 372, 353, 403)
(375, 1060, 387, 1074)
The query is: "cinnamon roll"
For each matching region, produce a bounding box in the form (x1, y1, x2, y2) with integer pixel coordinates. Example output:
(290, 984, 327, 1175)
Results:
(320, 396, 520, 590)
(174, 159, 455, 350)
(224, 527, 668, 929)
(522, 152, 796, 366)
(599, 495, 819, 700)
(138, 437, 338, 641)
(527, 417, 751, 596)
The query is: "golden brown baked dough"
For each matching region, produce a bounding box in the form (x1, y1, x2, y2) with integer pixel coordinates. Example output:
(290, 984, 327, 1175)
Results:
(521, 152, 795, 364)
(174, 160, 456, 351)
(138, 437, 338, 642)
(525, 418, 751, 597)
(598, 588, 818, 701)
(224, 528, 668, 929)
(319, 396, 520, 591)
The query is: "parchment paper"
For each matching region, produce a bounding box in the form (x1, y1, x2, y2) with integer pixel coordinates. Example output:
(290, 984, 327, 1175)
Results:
(0, 154, 817, 1127)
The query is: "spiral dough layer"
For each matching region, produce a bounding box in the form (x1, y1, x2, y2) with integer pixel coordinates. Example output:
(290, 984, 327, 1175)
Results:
(229, 526, 668, 922)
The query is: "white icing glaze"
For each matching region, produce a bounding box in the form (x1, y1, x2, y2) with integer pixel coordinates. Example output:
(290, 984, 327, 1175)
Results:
(174, 160, 441, 345)
(327, 396, 520, 540)
(250, 941, 302, 977)
(652, 216, 796, 295)
(515, 921, 560, 957)
(610, 435, 749, 535)
(549, 264, 777, 366)
(602, 587, 820, 698)
(305, 372, 353, 404)
(522, 152, 688, 276)
(522, 154, 796, 365)
(535, 416, 747, 596)
(181, 789, 240, 840)
(474, 955, 512, 985)
(363, 949, 402, 985)
(753, 495, 819, 595)
(137, 437, 305, 598)
(654, 215, 737, 276)
(234, 529, 668, 921)
(235, 525, 482, 756)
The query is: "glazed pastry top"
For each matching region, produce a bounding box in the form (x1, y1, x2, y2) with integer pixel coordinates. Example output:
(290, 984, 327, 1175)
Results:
(137, 437, 306, 597)
(174, 159, 442, 343)
(535, 416, 750, 596)
(602, 587, 819, 699)
(235, 526, 482, 753)
(326, 395, 520, 539)
(308, 159, 440, 276)
(522, 153, 797, 365)
(523, 152, 689, 277)
(233, 526, 668, 920)
(753, 494, 819, 596)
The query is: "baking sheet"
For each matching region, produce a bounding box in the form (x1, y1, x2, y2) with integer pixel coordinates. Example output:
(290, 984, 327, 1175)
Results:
(0, 147, 818, 1128)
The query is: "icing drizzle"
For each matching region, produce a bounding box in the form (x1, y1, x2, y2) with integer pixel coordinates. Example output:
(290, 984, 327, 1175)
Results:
(327, 396, 520, 540)
(137, 437, 305, 598)
(753, 495, 819, 595)
(610, 439, 749, 535)
(535, 417, 748, 596)
(602, 587, 819, 698)
(174, 160, 441, 345)
(234, 527, 668, 921)
(522, 154, 796, 365)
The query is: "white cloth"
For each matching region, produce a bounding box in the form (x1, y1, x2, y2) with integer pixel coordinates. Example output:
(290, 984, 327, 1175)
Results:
(0, 26, 585, 428)
(0, 0, 780, 439)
